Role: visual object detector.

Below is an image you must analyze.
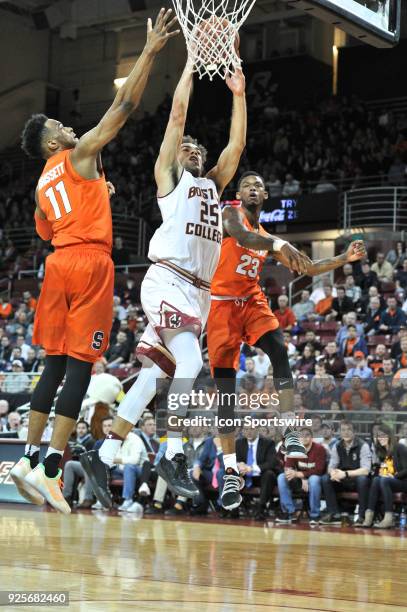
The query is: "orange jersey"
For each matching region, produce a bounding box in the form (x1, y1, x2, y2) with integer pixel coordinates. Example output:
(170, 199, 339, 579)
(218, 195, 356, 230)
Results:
(36, 149, 112, 253)
(211, 206, 268, 297)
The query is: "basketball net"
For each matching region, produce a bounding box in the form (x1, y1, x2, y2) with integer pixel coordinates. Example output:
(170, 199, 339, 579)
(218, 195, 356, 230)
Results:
(171, 0, 256, 80)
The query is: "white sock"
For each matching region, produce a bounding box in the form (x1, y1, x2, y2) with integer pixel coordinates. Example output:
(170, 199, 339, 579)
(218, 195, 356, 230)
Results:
(25, 444, 40, 456)
(118, 363, 167, 424)
(45, 446, 63, 458)
(223, 453, 238, 473)
(99, 438, 122, 468)
(165, 436, 184, 460)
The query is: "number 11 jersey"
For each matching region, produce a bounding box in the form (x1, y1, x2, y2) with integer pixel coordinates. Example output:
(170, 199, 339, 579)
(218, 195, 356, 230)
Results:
(211, 205, 268, 298)
(37, 149, 112, 253)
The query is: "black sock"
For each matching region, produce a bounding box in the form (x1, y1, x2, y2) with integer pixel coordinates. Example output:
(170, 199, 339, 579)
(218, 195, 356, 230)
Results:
(43, 453, 62, 478)
(25, 451, 39, 470)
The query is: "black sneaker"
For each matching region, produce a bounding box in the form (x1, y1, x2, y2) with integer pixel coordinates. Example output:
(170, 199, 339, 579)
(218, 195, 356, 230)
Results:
(144, 503, 164, 515)
(283, 429, 307, 459)
(165, 503, 187, 516)
(79, 450, 113, 509)
(320, 513, 342, 525)
(309, 516, 320, 526)
(253, 505, 268, 522)
(275, 511, 297, 524)
(221, 468, 244, 510)
(156, 453, 199, 498)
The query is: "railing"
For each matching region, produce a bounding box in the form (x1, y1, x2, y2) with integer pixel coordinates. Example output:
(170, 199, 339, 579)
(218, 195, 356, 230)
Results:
(341, 186, 407, 231)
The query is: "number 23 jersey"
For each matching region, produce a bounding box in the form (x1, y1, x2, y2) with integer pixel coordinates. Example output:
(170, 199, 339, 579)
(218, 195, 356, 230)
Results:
(211, 205, 268, 298)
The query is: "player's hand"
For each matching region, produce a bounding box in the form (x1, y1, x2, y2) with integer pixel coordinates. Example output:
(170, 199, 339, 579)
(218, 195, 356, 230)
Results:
(345, 240, 366, 262)
(226, 67, 245, 96)
(281, 243, 313, 275)
(301, 479, 309, 493)
(106, 181, 115, 198)
(145, 8, 180, 55)
(192, 466, 201, 481)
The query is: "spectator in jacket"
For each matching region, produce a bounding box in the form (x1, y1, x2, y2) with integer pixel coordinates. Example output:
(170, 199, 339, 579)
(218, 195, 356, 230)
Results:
(340, 326, 368, 358)
(359, 425, 407, 528)
(321, 420, 371, 525)
(395, 259, 407, 290)
(344, 352, 374, 384)
(364, 296, 385, 336)
(395, 336, 407, 370)
(379, 297, 407, 334)
(296, 375, 319, 411)
(323, 341, 346, 377)
(371, 252, 394, 282)
(367, 344, 387, 377)
(344, 275, 362, 305)
(276, 428, 327, 524)
(116, 431, 149, 512)
(297, 330, 323, 355)
(63, 420, 97, 508)
(390, 326, 407, 359)
(292, 290, 315, 322)
(359, 286, 386, 316)
(236, 424, 282, 520)
(357, 261, 378, 295)
(330, 286, 353, 321)
(336, 312, 364, 346)
(294, 344, 316, 376)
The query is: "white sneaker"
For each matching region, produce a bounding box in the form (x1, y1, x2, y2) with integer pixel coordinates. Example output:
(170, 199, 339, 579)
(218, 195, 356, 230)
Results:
(25, 464, 71, 515)
(127, 502, 144, 516)
(118, 499, 134, 511)
(91, 500, 106, 510)
(138, 482, 151, 497)
(10, 457, 45, 506)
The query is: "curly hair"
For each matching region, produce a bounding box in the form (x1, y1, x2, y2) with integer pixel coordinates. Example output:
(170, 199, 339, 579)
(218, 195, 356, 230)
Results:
(182, 135, 207, 164)
(21, 113, 48, 159)
(238, 171, 265, 189)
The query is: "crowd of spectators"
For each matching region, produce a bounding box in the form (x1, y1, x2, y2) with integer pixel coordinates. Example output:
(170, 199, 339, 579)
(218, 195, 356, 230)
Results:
(1, 93, 407, 242)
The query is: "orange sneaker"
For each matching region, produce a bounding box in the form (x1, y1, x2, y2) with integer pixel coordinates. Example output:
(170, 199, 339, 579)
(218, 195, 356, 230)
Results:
(10, 457, 45, 506)
(25, 464, 71, 515)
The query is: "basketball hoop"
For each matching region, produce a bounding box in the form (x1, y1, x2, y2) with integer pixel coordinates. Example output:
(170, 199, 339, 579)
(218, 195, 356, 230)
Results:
(171, 0, 256, 80)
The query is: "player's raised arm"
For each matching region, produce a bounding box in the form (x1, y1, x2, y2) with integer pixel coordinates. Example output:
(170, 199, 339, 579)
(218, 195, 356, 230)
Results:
(206, 69, 246, 197)
(72, 9, 178, 162)
(222, 206, 312, 275)
(273, 240, 366, 276)
(154, 59, 194, 196)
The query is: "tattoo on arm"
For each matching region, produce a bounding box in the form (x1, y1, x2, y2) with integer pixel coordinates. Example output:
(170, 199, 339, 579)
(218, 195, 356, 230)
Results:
(306, 253, 347, 276)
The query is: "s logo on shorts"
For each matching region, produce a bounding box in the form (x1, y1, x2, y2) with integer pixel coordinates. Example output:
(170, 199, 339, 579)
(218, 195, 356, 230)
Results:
(92, 330, 104, 350)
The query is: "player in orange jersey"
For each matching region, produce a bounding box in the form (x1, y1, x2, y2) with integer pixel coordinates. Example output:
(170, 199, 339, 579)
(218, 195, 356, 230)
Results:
(10, 9, 178, 514)
(208, 170, 366, 512)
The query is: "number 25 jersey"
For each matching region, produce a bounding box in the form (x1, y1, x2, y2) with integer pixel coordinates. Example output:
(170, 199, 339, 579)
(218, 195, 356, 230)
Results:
(36, 149, 112, 253)
(211, 205, 268, 298)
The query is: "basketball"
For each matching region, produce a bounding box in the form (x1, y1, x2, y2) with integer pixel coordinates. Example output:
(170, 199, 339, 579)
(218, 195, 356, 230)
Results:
(194, 16, 240, 68)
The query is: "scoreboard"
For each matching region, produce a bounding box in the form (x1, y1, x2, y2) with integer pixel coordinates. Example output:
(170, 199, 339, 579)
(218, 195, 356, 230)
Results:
(285, 0, 400, 47)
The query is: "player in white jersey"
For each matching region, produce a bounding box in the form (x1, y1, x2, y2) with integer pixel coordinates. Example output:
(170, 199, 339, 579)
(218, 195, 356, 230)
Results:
(81, 53, 247, 506)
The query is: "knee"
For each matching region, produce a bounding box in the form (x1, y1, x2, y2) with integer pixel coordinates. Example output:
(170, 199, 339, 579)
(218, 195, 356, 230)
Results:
(356, 475, 369, 486)
(308, 475, 321, 487)
(277, 472, 287, 487)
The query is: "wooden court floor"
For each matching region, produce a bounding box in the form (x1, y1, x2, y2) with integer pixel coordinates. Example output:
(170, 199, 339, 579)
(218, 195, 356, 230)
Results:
(0, 505, 406, 612)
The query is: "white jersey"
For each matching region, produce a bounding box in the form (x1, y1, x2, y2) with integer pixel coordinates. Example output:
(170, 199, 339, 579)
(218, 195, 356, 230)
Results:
(148, 170, 222, 282)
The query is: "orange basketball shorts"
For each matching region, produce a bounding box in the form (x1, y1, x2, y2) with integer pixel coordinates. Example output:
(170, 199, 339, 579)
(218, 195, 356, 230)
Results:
(207, 291, 279, 371)
(32, 247, 114, 363)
